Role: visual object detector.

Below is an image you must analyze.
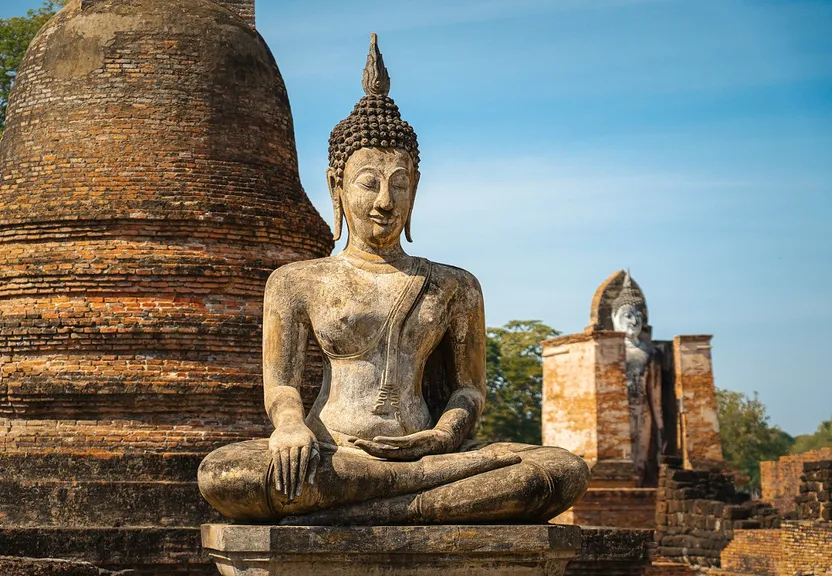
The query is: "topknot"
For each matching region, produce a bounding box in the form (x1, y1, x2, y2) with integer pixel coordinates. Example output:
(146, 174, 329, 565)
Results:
(328, 34, 419, 186)
(611, 270, 647, 315)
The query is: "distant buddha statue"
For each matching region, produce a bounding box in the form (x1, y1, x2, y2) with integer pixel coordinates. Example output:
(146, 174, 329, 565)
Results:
(611, 271, 664, 487)
(197, 35, 589, 525)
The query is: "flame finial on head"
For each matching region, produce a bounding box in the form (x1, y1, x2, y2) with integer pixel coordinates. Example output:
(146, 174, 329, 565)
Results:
(362, 33, 391, 97)
(328, 33, 420, 240)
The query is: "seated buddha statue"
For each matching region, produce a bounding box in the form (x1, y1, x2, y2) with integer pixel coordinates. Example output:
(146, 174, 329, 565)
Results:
(198, 35, 589, 525)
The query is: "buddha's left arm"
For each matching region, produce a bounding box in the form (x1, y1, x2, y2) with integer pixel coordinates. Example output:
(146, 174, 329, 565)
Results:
(433, 274, 487, 450)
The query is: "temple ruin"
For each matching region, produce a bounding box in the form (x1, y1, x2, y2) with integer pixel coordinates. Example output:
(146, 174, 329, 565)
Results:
(542, 270, 722, 528)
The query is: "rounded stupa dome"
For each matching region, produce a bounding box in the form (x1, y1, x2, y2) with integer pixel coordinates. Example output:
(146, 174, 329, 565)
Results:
(0, 0, 332, 453)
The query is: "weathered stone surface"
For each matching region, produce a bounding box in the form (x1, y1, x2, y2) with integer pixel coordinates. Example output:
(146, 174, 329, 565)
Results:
(199, 34, 590, 528)
(572, 527, 651, 562)
(653, 462, 778, 568)
(0, 527, 213, 574)
(672, 336, 722, 464)
(542, 331, 631, 466)
(0, 557, 98, 576)
(202, 524, 582, 576)
(555, 487, 657, 529)
(761, 449, 832, 517)
(0, 452, 220, 529)
(214, 0, 256, 26)
(565, 527, 652, 576)
(715, 460, 832, 575)
(719, 522, 832, 575)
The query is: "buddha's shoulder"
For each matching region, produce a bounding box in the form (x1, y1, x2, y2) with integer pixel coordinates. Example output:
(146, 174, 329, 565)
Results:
(428, 260, 483, 296)
(265, 257, 337, 290)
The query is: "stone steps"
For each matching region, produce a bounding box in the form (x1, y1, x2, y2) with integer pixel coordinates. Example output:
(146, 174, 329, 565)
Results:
(0, 556, 99, 576)
(0, 479, 219, 527)
(0, 527, 215, 575)
(0, 451, 205, 482)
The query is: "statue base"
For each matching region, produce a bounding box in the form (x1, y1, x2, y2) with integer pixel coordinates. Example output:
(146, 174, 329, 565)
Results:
(202, 524, 582, 576)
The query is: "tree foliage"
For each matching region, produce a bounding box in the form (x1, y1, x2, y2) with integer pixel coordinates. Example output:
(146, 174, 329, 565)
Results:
(0, 0, 66, 135)
(716, 388, 794, 489)
(477, 320, 559, 445)
(791, 419, 832, 455)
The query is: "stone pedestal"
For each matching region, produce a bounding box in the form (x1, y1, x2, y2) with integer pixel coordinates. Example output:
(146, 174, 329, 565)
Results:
(202, 524, 582, 576)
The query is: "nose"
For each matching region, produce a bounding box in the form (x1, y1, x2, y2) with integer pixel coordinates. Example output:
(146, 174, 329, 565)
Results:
(374, 181, 394, 212)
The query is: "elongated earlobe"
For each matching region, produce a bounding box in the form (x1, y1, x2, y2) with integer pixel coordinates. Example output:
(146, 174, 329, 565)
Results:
(405, 171, 421, 243)
(333, 198, 344, 241)
(327, 168, 344, 241)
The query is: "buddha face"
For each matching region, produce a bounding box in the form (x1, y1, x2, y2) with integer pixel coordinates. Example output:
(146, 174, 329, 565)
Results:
(330, 147, 419, 249)
(612, 304, 644, 341)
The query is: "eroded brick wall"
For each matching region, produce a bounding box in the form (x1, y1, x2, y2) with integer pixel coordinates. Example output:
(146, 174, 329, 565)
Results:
(796, 460, 832, 521)
(761, 449, 832, 517)
(542, 331, 630, 463)
(719, 529, 783, 575)
(673, 336, 722, 465)
(654, 461, 778, 568)
(214, 0, 255, 26)
(778, 521, 832, 574)
(0, 0, 333, 455)
(543, 333, 601, 459)
(566, 487, 657, 529)
(718, 461, 832, 575)
(719, 522, 832, 576)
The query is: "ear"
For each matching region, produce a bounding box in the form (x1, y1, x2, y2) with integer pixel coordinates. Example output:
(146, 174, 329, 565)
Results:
(404, 170, 421, 243)
(327, 167, 344, 241)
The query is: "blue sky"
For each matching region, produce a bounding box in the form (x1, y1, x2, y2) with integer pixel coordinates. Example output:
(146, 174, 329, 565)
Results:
(5, 0, 831, 436)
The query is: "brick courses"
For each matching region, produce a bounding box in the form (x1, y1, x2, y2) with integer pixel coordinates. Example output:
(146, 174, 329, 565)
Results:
(214, 0, 255, 26)
(0, 0, 332, 455)
(796, 460, 832, 522)
(761, 448, 832, 517)
(654, 460, 778, 568)
(718, 521, 832, 575)
(672, 336, 723, 465)
(564, 487, 658, 529)
(0, 0, 332, 571)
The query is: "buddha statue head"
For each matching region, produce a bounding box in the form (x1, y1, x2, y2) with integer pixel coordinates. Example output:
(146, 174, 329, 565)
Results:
(327, 34, 421, 249)
(611, 271, 647, 342)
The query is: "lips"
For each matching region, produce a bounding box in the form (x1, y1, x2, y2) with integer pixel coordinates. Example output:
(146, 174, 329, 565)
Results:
(369, 215, 393, 226)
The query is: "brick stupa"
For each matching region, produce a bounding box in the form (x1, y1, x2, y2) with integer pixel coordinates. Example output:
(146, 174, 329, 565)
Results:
(0, 0, 332, 572)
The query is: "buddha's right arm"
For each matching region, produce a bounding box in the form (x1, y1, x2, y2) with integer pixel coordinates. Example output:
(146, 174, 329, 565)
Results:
(262, 268, 310, 430)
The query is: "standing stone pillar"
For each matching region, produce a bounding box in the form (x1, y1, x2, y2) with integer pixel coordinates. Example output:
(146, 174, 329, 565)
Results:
(674, 335, 723, 466)
(542, 330, 631, 468)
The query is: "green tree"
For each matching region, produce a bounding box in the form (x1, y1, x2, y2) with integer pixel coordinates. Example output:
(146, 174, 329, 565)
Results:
(716, 388, 794, 489)
(0, 0, 66, 135)
(791, 419, 832, 454)
(477, 320, 559, 445)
